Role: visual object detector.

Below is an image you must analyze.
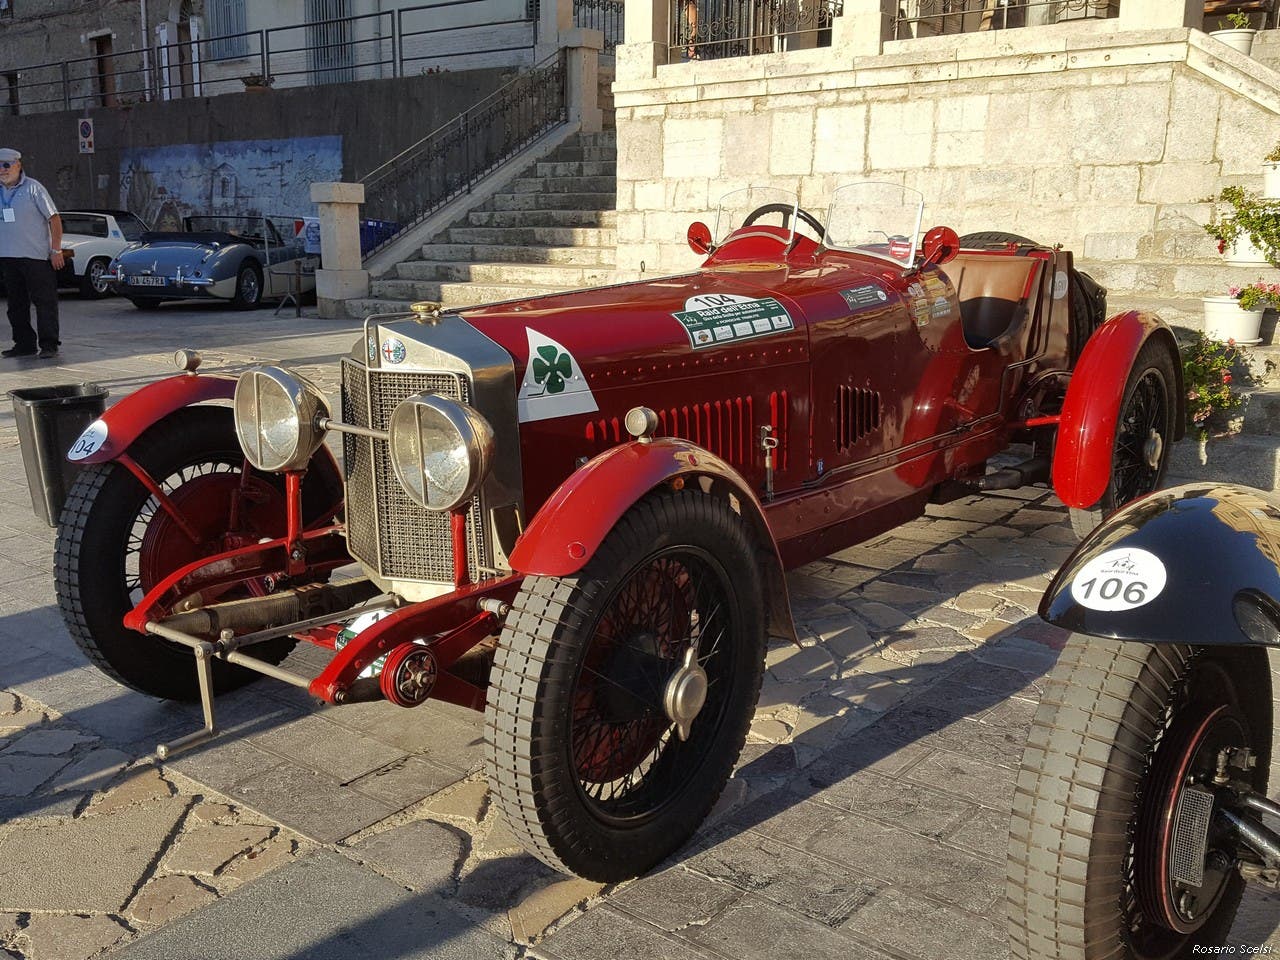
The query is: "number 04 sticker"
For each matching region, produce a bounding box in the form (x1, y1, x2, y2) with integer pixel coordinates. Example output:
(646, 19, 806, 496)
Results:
(1070, 547, 1167, 612)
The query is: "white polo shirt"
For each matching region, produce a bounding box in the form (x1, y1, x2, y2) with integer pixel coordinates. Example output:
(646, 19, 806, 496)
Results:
(0, 174, 59, 260)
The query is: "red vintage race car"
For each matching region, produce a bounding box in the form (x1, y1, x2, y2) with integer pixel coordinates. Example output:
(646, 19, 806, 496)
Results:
(53, 183, 1183, 882)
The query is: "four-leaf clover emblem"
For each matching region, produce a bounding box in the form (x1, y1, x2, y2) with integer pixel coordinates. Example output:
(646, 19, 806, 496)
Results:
(531, 344, 572, 394)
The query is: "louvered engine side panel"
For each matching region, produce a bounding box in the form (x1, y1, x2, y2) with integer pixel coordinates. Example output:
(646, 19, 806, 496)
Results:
(583, 394, 795, 473)
(340, 358, 484, 582)
(837, 385, 882, 451)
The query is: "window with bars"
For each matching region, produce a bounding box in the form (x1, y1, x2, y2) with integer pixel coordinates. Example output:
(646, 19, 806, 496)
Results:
(206, 0, 248, 60)
(306, 0, 354, 84)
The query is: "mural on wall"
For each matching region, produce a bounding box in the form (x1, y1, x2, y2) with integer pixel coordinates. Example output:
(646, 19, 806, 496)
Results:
(119, 136, 342, 230)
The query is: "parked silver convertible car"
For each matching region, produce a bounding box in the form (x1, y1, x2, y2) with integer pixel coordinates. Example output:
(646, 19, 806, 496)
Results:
(106, 215, 318, 310)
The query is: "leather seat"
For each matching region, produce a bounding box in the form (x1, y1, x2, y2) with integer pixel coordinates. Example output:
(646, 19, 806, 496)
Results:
(946, 254, 1041, 349)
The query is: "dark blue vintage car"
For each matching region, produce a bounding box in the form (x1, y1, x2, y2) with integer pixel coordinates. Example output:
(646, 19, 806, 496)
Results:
(106, 215, 318, 310)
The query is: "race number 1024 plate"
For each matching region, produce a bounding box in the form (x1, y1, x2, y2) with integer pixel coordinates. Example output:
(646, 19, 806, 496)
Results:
(1069, 547, 1167, 612)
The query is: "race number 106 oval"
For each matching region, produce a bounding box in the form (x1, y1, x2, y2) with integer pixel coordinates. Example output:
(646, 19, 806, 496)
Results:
(1069, 547, 1167, 612)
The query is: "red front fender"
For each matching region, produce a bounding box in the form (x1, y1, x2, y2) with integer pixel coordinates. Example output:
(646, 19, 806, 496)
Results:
(510, 437, 798, 644)
(68, 372, 238, 465)
(1052, 311, 1183, 509)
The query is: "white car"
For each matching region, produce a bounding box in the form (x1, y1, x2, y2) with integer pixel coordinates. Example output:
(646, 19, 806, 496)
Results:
(57, 209, 150, 298)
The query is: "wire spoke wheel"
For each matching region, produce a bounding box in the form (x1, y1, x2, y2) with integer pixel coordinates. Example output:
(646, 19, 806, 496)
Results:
(1112, 369, 1168, 507)
(54, 406, 341, 701)
(570, 550, 736, 821)
(1007, 636, 1272, 960)
(1069, 339, 1176, 539)
(485, 489, 766, 881)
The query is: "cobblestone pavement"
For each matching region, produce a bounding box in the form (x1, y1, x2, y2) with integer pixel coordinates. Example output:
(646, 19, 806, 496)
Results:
(0, 298, 1276, 959)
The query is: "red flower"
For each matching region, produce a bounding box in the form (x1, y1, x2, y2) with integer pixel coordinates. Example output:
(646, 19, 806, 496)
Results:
(1224, 373, 1233, 383)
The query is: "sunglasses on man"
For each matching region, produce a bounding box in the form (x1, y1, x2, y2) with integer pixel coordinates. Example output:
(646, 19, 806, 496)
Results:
(0, 162, 16, 169)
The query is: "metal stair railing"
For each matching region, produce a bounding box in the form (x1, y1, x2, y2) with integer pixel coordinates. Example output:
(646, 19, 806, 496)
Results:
(360, 48, 568, 261)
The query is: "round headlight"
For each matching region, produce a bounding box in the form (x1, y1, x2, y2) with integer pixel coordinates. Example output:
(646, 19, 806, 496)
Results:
(388, 394, 494, 512)
(233, 366, 330, 472)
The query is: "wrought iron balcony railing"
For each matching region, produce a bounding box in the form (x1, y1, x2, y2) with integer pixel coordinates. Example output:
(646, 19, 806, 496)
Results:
(892, 0, 1117, 40)
(667, 0, 842, 62)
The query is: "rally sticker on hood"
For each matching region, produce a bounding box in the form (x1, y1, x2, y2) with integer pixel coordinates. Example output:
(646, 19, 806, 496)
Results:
(1069, 547, 1167, 612)
(517, 328, 598, 423)
(673, 294, 793, 350)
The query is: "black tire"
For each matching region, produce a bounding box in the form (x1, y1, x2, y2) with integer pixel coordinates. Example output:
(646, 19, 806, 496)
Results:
(54, 406, 340, 701)
(484, 489, 766, 881)
(1008, 636, 1272, 960)
(231, 261, 263, 310)
(1068, 338, 1176, 538)
(79, 257, 111, 299)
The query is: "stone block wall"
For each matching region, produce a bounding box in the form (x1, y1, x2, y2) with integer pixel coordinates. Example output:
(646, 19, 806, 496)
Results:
(612, 23, 1280, 297)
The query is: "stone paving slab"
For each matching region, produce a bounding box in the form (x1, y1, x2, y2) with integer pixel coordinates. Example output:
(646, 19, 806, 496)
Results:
(0, 299, 1275, 960)
(110, 849, 517, 960)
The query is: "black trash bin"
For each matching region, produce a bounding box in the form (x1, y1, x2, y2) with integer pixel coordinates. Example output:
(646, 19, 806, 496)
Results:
(8, 383, 109, 527)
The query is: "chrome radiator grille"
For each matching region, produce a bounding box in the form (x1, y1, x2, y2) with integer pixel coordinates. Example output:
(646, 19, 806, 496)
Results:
(340, 358, 485, 582)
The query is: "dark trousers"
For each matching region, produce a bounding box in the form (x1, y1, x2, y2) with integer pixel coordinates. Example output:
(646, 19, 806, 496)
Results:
(2, 257, 60, 352)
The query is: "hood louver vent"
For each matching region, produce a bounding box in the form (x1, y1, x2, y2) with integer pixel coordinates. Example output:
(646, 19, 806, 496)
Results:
(838, 386, 882, 451)
(585, 392, 790, 470)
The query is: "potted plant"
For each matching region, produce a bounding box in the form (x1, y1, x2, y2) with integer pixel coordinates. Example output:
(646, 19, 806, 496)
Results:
(1203, 186, 1280, 265)
(1202, 280, 1280, 345)
(241, 73, 274, 91)
(1265, 142, 1280, 200)
(1182, 333, 1256, 462)
(1211, 10, 1257, 56)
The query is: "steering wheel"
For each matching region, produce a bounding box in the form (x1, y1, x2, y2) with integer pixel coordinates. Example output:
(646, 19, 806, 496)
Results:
(741, 202, 826, 240)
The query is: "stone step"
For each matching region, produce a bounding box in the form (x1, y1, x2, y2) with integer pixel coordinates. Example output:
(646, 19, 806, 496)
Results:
(1079, 259, 1279, 299)
(394, 260, 616, 286)
(467, 208, 617, 228)
(344, 297, 416, 318)
(445, 225, 616, 247)
(488, 191, 617, 211)
(545, 146, 617, 163)
(508, 175, 617, 194)
(367, 279, 591, 309)
(1166, 434, 1280, 490)
(535, 160, 617, 178)
(418, 241, 615, 266)
(577, 131, 617, 147)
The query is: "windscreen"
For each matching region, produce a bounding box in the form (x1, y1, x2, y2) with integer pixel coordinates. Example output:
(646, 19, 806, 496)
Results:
(712, 187, 804, 246)
(824, 182, 925, 267)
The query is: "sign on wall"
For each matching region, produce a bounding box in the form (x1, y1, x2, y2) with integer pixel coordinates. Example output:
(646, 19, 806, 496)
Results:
(78, 118, 94, 154)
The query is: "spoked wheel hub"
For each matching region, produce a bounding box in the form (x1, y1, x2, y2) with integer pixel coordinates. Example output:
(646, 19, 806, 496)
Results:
(1135, 705, 1245, 935)
(570, 550, 734, 819)
(137, 468, 286, 605)
(1113, 369, 1169, 505)
(1128, 660, 1256, 956)
(1143, 427, 1165, 472)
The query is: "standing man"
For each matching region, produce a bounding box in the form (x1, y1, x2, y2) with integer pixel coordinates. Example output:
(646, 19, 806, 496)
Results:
(0, 148, 63, 359)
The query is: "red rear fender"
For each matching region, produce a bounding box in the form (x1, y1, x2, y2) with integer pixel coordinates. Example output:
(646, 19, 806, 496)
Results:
(1052, 311, 1183, 509)
(68, 373, 238, 465)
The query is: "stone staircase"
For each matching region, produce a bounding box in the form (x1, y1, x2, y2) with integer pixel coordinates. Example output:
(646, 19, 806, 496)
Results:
(345, 68, 618, 319)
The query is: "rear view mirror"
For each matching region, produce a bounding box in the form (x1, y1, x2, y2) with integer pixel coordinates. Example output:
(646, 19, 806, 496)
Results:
(921, 226, 959, 267)
(687, 222, 713, 255)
